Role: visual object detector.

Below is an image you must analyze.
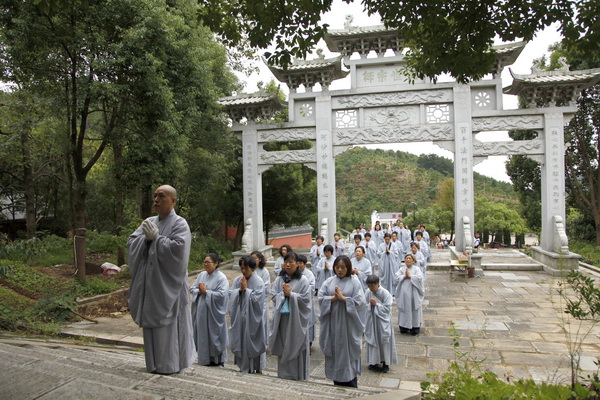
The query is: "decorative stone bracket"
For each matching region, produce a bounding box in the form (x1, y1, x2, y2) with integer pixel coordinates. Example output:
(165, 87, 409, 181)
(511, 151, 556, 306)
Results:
(552, 215, 569, 255)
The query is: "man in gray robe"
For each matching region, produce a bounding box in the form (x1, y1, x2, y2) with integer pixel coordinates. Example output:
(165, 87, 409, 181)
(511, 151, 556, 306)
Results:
(394, 254, 425, 336)
(128, 185, 195, 374)
(365, 275, 397, 372)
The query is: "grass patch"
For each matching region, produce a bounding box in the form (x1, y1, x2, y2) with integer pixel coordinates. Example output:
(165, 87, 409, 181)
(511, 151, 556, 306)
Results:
(570, 240, 600, 267)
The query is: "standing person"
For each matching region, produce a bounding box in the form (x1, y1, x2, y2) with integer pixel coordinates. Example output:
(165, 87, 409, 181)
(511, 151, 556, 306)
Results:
(377, 233, 400, 293)
(398, 222, 412, 257)
(331, 232, 345, 257)
(410, 242, 426, 281)
(310, 236, 325, 267)
(297, 254, 316, 348)
(274, 244, 293, 277)
(251, 250, 271, 354)
(370, 223, 383, 249)
(191, 253, 229, 366)
(269, 252, 312, 381)
(352, 226, 365, 240)
(318, 255, 366, 388)
(362, 232, 378, 265)
(394, 254, 425, 336)
(415, 231, 430, 265)
(313, 244, 335, 295)
(127, 184, 195, 375)
(351, 246, 372, 291)
(365, 274, 397, 373)
(229, 256, 266, 373)
(347, 234, 364, 260)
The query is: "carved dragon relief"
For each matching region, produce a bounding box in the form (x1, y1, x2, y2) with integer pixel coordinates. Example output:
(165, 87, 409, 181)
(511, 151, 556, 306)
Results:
(365, 106, 419, 126)
(472, 115, 543, 132)
(258, 128, 316, 143)
(334, 124, 453, 145)
(258, 148, 316, 164)
(472, 139, 544, 157)
(334, 89, 452, 108)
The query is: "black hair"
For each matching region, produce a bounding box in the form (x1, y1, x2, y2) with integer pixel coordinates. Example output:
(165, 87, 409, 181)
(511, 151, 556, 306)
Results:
(297, 254, 308, 264)
(315, 235, 324, 242)
(206, 253, 222, 268)
(365, 232, 372, 238)
(355, 245, 365, 255)
(250, 250, 266, 269)
(383, 233, 391, 238)
(239, 255, 256, 270)
(353, 234, 362, 240)
(410, 241, 420, 249)
(333, 256, 352, 278)
(366, 274, 380, 285)
(415, 231, 423, 238)
(279, 244, 293, 257)
(323, 244, 334, 254)
(280, 252, 302, 279)
(334, 232, 341, 238)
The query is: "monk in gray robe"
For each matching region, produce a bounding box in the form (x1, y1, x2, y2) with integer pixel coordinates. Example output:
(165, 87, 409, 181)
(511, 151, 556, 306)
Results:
(229, 256, 266, 373)
(127, 185, 195, 374)
(365, 274, 397, 373)
(351, 246, 372, 291)
(377, 234, 400, 293)
(319, 255, 366, 388)
(269, 252, 312, 381)
(394, 253, 425, 336)
(191, 253, 229, 366)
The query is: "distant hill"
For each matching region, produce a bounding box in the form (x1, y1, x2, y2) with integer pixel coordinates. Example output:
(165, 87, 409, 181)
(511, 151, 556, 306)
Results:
(335, 147, 518, 230)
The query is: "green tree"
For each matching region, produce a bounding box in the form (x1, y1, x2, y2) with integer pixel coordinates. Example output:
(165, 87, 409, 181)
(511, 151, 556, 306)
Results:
(436, 178, 455, 240)
(474, 196, 527, 244)
(0, 0, 237, 276)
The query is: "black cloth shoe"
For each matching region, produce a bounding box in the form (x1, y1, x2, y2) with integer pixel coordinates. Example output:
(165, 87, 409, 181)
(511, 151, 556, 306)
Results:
(382, 364, 389, 373)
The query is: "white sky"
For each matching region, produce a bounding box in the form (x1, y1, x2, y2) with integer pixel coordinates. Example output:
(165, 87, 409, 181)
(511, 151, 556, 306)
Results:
(235, 0, 564, 183)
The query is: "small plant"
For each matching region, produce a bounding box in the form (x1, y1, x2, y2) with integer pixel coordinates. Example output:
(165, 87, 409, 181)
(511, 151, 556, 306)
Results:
(75, 277, 121, 298)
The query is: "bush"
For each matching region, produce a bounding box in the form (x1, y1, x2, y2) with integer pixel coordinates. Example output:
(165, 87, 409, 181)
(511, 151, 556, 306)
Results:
(570, 240, 600, 267)
(87, 230, 126, 254)
(188, 234, 233, 271)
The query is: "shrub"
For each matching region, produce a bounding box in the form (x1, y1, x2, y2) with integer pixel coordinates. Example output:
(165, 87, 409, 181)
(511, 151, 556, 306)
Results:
(0, 259, 69, 298)
(87, 231, 126, 254)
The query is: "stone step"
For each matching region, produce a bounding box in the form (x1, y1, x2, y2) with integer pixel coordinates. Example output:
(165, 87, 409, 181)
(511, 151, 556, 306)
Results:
(0, 341, 387, 400)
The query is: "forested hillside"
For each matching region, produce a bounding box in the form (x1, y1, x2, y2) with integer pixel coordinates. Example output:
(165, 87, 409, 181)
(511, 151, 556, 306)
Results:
(335, 147, 518, 232)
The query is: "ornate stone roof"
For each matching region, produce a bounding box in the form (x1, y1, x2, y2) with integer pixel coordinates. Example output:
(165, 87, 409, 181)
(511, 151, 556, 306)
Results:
(324, 25, 403, 57)
(504, 68, 600, 107)
(266, 55, 349, 92)
(490, 41, 527, 77)
(218, 92, 287, 123)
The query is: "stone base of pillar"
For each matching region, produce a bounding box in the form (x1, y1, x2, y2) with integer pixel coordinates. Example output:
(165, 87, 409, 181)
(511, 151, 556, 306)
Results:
(531, 246, 581, 276)
(232, 245, 274, 270)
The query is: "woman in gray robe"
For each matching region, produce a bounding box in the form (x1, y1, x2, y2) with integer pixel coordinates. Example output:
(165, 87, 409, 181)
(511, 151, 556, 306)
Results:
(313, 245, 335, 295)
(229, 256, 266, 373)
(191, 253, 229, 366)
(377, 233, 400, 292)
(251, 250, 271, 354)
(318, 255, 366, 388)
(269, 252, 312, 381)
(394, 253, 425, 336)
(297, 254, 316, 346)
(350, 246, 372, 291)
(273, 244, 292, 277)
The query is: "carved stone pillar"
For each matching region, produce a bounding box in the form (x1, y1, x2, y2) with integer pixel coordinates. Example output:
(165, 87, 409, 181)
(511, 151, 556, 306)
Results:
(453, 85, 475, 251)
(241, 127, 265, 251)
(315, 95, 337, 242)
(540, 112, 567, 252)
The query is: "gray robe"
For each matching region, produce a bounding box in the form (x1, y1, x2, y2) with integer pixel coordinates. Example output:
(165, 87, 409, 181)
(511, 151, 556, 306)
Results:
(309, 244, 324, 267)
(313, 255, 335, 293)
(351, 256, 372, 291)
(229, 274, 266, 373)
(318, 275, 366, 383)
(191, 269, 229, 366)
(331, 239, 345, 257)
(399, 228, 412, 256)
(377, 241, 400, 293)
(363, 239, 378, 265)
(301, 267, 317, 343)
(394, 265, 424, 329)
(127, 210, 195, 374)
(269, 274, 312, 380)
(365, 287, 398, 366)
(254, 267, 271, 353)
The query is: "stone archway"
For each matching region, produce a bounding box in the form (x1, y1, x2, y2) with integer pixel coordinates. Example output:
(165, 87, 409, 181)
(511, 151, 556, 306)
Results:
(221, 24, 600, 271)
